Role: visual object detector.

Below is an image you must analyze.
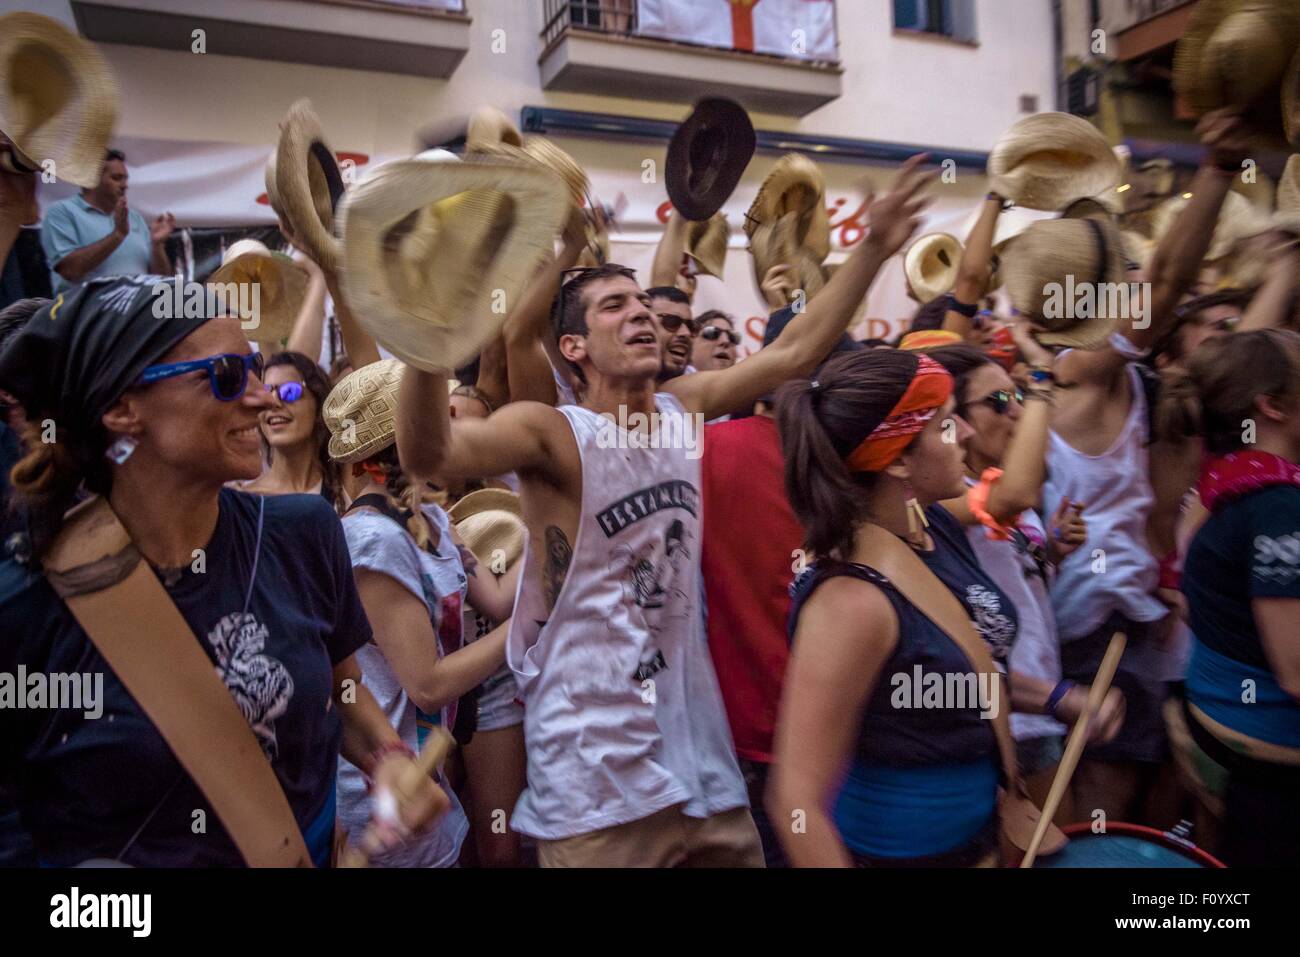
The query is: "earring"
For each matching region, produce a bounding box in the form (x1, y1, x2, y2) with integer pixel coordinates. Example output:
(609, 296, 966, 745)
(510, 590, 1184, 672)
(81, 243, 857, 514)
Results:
(105, 435, 137, 465)
(903, 481, 929, 544)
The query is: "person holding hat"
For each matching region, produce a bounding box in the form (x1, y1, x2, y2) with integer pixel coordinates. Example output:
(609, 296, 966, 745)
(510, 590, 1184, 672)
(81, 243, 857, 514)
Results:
(1032, 109, 1255, 825)
(769, 349, 1023, 867)
(393, 154, 936, 867)
(326, 359, 519, 868)
(40, 149, 175, 295)
(0, 277, 449, 866)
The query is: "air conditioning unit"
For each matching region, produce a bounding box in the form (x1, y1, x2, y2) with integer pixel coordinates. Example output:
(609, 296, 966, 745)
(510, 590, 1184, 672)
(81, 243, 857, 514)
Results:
(1066, 66, 1101, 117)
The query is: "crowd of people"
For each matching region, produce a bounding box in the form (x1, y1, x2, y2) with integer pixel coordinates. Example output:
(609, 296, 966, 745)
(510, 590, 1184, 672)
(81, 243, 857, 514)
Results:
(1, 14, 1299, 871)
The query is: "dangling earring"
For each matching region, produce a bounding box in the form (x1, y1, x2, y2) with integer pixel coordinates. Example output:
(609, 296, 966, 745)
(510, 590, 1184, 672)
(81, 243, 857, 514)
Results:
(105, 434, 137, 465)
(904, 480, 929, 545)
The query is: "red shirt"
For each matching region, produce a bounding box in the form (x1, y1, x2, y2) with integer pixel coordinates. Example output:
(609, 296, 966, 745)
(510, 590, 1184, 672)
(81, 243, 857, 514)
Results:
(701, 415, 804, 763)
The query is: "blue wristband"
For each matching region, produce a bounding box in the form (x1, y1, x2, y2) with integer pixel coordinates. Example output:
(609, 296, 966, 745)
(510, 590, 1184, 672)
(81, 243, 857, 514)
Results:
(1046, 680, 1077, 719)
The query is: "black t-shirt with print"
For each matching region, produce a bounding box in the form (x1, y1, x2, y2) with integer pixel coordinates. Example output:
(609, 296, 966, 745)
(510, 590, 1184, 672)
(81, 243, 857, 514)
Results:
(0, 489, 370, 866)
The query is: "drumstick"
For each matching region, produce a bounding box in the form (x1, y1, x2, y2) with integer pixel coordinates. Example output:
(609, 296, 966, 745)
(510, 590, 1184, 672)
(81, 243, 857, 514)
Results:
(338, 727, 455, 869)
(1019, 631, 1126, 868)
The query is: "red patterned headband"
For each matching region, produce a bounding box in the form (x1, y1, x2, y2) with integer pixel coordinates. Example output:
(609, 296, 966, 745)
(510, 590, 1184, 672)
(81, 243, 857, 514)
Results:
(845, 355, 953, 473)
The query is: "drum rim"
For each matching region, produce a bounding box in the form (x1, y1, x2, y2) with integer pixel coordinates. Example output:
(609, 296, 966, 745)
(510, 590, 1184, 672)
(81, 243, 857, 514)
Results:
(1057, 822, 1227, 868)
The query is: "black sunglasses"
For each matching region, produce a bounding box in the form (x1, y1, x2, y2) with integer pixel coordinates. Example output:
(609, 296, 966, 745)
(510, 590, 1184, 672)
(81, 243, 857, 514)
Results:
(700, 325, 740, 345)
(656, 313, 700, 336)
(981, 389, 1024, 415)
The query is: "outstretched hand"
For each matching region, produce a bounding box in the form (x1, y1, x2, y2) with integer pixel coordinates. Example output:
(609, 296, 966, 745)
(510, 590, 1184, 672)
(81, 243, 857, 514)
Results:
(864, 153, 938, 259)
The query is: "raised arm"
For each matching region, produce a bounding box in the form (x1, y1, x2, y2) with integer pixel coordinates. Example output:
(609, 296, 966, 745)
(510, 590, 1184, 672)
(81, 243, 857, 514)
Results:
(1059, 110, 1250, 387)
(943, 193, 1002, 339)
(669, 154, 937, 420)
(650, 207, 690, 289)
(395, 366, 562, 484)
(284, 252, 327, 362)
(325, 269, 381, 369)
(1239, 235, 1300, 332)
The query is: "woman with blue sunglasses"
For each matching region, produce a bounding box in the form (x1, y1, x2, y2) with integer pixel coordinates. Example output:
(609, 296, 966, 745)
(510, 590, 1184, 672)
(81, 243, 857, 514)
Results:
(0, 277, 449, 866)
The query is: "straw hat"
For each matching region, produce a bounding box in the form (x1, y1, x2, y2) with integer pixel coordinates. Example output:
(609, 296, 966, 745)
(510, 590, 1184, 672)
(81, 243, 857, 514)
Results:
(988, 113, 1122, 212)
(338, 154, 570, 373)
(1003, 215, 1129, 349)
(744, 153, 831, 257)
(1150, 189, 1267, 261)
(324, 358, 404, 464)
(904, 233, 963, 304)
(666, 97, 755, 221)
(750, 215, 829, 302)
(0, 12, 118, 189)
(465, 106, 523, 153)
(447, 488, 526, 572)
(274, 99, 346, 272)
(207, 239, 309, 346)
(1121, 229, 1156, 273)
(1175, 0, 1300, 142)
(685, 213, 729, 279)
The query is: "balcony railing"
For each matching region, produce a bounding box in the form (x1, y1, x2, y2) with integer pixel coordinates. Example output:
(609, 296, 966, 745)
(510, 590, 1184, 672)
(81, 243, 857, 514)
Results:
(538, 0, 843, 115)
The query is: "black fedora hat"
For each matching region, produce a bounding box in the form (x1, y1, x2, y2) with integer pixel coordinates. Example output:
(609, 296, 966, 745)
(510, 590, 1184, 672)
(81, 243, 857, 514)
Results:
(666, 97, 755, 221)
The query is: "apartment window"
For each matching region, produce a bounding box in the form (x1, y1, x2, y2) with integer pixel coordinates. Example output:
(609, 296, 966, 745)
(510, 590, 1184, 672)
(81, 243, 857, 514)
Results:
(894, 0, 977, 42)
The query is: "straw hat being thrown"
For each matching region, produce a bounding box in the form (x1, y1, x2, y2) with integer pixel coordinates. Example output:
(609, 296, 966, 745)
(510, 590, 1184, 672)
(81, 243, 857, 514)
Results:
(988, 112, 1123, 213)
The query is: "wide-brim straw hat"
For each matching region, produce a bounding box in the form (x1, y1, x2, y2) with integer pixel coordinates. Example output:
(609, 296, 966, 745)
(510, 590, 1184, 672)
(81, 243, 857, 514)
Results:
(338, 154, 570, 373)
(666, 97, 755, 221)
(1003, 215, 1129, 350)
(904, 232, 963, 304)
(324, 358, 404, 464)
(744, 152, 831, 259)
(1150, 189, 1267, 261)
(749, 212, 829, 302)
(1176, 0, 1300, 144)
(207, 239, 309, 346)
(0, 12, 117, 189)
(275, 99, 347, 272)
(264, 149, 284, 220)
(466, 106, 523, 153)
(685, 213, 729, 279)
(988, 112, 1122, 212)
(447, 488, 526, 571)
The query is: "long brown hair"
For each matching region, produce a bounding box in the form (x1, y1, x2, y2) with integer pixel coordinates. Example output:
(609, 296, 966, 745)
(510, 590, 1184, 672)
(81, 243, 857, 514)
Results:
(264, 351, 341, 507)
(775, 349, 922, 560)
(1159, 329, 1300, 455)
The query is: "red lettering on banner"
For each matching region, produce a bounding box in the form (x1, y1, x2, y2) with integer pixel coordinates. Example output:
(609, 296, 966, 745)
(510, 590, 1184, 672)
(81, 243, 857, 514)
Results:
(656, 200, 673, 225)
(830, 198, 869, 248)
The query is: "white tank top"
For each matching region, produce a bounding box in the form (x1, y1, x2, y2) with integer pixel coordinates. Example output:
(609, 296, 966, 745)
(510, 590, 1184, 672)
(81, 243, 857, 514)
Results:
(506, 394, 748, 840)
(1043, 363, 1168, 641)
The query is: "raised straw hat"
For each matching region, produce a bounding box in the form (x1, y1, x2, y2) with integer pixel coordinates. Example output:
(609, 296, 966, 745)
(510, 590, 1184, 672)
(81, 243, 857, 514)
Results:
(0, 12, 117, 188)
(904, 232, 963, 304)
(274, 99, 347, 272)
(337, 153, 570, 373)
(685, 213, 730, 279)
(206, 239, 309, 347)
(447, 488, 526, 572)
(988, 112, 1123, 213)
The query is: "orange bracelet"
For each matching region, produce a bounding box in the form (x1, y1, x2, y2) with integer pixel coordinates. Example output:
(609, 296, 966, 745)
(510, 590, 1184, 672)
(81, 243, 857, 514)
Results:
(967, 467, 1016, 541)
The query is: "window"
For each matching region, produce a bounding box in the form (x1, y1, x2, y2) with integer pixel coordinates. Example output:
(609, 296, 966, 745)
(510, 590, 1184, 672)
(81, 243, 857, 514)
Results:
(894, 0, 976, 43)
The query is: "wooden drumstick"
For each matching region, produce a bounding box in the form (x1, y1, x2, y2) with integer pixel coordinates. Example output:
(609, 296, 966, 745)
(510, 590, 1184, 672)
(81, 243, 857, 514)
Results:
(338, 727, 456, 869)
(1019, 631, 1127, 868)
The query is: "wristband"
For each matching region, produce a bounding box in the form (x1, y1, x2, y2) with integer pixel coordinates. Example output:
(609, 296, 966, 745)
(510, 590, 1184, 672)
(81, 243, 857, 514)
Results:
(1107, 331, 1151, 361)
(947, 295, 979, 319)
(1028, 367, 1055, 385)
(1046, 680, 1077, 720)
(986, 191, 1013, 210)
(966, 467, 1017, 541)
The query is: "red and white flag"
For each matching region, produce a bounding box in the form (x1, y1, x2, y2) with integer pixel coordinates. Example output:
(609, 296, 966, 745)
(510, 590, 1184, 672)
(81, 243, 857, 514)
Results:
(637, 0, 837, 61)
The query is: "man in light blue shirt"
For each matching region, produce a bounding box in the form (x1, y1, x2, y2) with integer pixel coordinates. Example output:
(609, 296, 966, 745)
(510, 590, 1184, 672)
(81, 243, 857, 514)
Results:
(40, 149, 174, 294)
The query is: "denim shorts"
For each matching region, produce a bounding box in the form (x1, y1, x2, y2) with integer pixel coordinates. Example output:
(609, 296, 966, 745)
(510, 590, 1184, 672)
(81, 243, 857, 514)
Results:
(476, 662, 523, 732)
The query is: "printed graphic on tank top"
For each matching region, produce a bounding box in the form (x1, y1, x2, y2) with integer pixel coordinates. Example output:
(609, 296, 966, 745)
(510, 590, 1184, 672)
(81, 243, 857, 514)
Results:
(1043, 362, 1168, 643)
(506, 394, 749, 841)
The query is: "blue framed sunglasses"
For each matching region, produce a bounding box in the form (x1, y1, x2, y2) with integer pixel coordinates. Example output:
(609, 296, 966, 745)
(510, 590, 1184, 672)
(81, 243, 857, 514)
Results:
(136, 352, 265, 401)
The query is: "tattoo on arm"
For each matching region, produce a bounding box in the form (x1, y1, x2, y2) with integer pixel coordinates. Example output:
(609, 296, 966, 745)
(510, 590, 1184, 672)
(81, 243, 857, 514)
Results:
(543, 525, 572, 611)
(456, 543, 479, 578)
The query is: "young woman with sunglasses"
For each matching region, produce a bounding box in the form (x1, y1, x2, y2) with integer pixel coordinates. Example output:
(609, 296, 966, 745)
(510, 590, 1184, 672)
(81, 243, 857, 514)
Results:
(769, 348, 1024, 867)
(0, 278, 448, 866)
(926, 339, 1125, 819)
(237, 351, 340, 505)
(691, 311, 740, 372)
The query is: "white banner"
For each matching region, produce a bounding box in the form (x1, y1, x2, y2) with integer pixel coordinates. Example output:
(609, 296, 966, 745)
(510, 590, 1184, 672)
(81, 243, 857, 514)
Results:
(636, 0, 837, 61)
(35, 133, 1018, 353)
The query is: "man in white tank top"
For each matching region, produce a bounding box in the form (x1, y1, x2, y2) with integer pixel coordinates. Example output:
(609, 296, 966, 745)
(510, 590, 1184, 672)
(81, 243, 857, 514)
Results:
(392, 157, 937, 866)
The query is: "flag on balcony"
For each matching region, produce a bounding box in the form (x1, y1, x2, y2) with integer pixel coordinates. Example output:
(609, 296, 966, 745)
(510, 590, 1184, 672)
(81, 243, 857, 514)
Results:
(636, 0, 838, 61)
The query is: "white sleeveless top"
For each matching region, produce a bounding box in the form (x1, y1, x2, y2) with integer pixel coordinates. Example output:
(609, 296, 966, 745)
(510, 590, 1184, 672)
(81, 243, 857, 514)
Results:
(506, 394, 748, 840)
(1042, 363, 1167, 641)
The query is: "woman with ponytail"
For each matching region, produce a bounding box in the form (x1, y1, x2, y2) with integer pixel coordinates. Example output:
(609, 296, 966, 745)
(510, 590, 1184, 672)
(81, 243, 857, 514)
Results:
(325, 360, 519, 867)
(0, 277, 448, 866)
(767, 348, 1023, 867)
(238, 351, 341, 506)
(1174, 329, 1300, 866)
